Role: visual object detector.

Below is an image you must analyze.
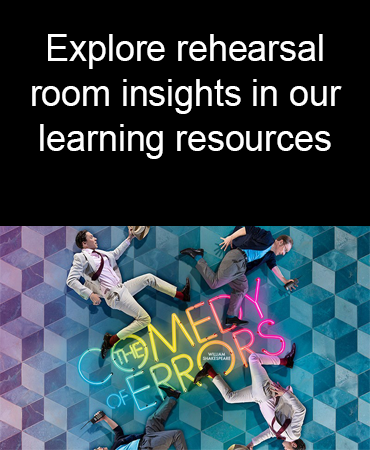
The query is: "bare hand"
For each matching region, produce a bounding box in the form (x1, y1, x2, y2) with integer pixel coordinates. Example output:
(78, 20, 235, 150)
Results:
(90, 293, 101, 305)
(270, 381, 287, 397)
(219, 236, 233, 251)
(246, 443, 254, 449)
(127, 226, 136, 241)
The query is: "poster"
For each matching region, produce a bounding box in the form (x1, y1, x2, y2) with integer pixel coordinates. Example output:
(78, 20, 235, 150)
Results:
(0, 225, 369, 449)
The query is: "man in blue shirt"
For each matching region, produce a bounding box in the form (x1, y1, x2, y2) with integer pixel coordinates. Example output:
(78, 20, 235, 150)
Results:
(93, 386, 187, 450)
(181, 226, 297, 327)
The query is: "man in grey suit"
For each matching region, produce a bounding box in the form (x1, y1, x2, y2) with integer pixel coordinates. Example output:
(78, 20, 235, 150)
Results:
(66, 227, 190, 358)
(181, 226, 297, 328)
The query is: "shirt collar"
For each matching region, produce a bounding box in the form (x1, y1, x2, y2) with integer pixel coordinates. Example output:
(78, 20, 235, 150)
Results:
(83, 248, 97, 254)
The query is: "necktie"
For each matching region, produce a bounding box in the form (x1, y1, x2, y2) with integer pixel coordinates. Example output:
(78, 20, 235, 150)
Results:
(91, 251, 104, 281)
(270, 417, 292, 440)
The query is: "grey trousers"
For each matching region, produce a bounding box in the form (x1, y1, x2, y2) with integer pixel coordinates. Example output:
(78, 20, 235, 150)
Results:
(139, 397, 187, 450)
(196, 249, 248, 316)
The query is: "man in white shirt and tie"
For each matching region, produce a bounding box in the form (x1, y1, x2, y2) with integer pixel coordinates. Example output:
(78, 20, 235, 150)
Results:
(66, 227, 190, 358)
(193, 344, 306, 449)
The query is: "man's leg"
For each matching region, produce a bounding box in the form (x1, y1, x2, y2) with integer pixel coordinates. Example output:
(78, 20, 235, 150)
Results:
(213, 374, 254, 404)
(195, 250, 249, 325)
(207, 355, 274, 404)
(248, 353, 280, 401)
(193, 363, 254, 404)
(124, 273, 190, 302)
(142, 390, 187, 449)
(102, 274, 190, 355)
(227, 274, 249, 317)
(143, 398, 186, 449)
(144, 397, 177, 435)
(194, 354, 281, 405)
(195, 250, 245, 290)
(101, 286, 152, 357)
(141, 429, 187, 450)
(194, 349, 297, 405)
(247, 347, 297, 397)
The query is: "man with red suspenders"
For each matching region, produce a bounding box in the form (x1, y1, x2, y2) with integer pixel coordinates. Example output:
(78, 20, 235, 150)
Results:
(67, 227, 190, 359)
(194, 344, 306, 449)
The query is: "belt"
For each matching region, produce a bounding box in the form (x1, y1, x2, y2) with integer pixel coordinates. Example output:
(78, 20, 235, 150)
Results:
(235, 248, 248, 261)
(103, 283, 123, 297)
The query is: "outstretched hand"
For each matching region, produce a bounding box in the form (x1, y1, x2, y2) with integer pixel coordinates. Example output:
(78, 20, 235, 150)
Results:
(127, 226, 136, 241)
(219, 236, 233, 251)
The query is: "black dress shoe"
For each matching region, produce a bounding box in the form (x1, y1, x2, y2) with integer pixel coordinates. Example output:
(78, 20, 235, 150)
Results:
(225, 317, 249, 327)
(101, 333, 113, 359)
(158, 385, 181, 399)
(180, 277, 191, 302)
(193, 362, 213, 384)
(284, 343, 296, 368)
(180, 248, 204, 259)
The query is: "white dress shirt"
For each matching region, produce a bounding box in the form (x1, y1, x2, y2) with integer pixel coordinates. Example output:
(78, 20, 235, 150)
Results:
(85, 248, 120, 293)
(252, 390, 306, 445)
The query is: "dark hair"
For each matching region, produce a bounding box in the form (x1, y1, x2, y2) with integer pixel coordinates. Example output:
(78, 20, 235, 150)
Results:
(75, 229, 88, 249)
(276, 235, 293, 247)
(294, 439, 306, 450)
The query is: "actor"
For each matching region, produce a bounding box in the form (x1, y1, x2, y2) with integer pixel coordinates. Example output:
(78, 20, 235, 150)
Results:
(67, 227, 190, 358)
(181, 226, 298, 327)
(194, 345, 306, 449)
(93, 386, 187, 450)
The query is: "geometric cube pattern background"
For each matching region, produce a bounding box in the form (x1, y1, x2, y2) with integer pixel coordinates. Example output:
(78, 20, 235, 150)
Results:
(0, 225, 369, 449)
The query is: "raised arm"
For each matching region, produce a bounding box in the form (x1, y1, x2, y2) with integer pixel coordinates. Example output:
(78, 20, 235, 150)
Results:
(95, 413, 125, 444)
(251, 427, 275, 447)
(101, 415, 120, 430)
(111, 228, 135, 260)
(271, 266, 290, 285)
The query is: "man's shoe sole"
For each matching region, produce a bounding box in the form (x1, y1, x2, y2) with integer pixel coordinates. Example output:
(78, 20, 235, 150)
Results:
(180, 248, 204, 259)
(193, 362, 212, 384)
(159, 385, 181, 399)
(285, 343, 296, 368)
(101, 333, 112, 359)
(181, 277, 191, 302)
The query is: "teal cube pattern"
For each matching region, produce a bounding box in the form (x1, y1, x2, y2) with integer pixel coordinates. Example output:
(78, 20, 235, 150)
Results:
(0, 225, 369, 449)
(313, 387, 358, 431)
(313, 318, 357, 362)
(336, 421, 370, 450)
(292, 353, 335, 397)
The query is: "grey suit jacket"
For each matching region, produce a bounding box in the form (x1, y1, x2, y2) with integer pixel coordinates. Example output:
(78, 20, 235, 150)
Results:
(252, 388, 306, 446)
(66, 239, 131, 300)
